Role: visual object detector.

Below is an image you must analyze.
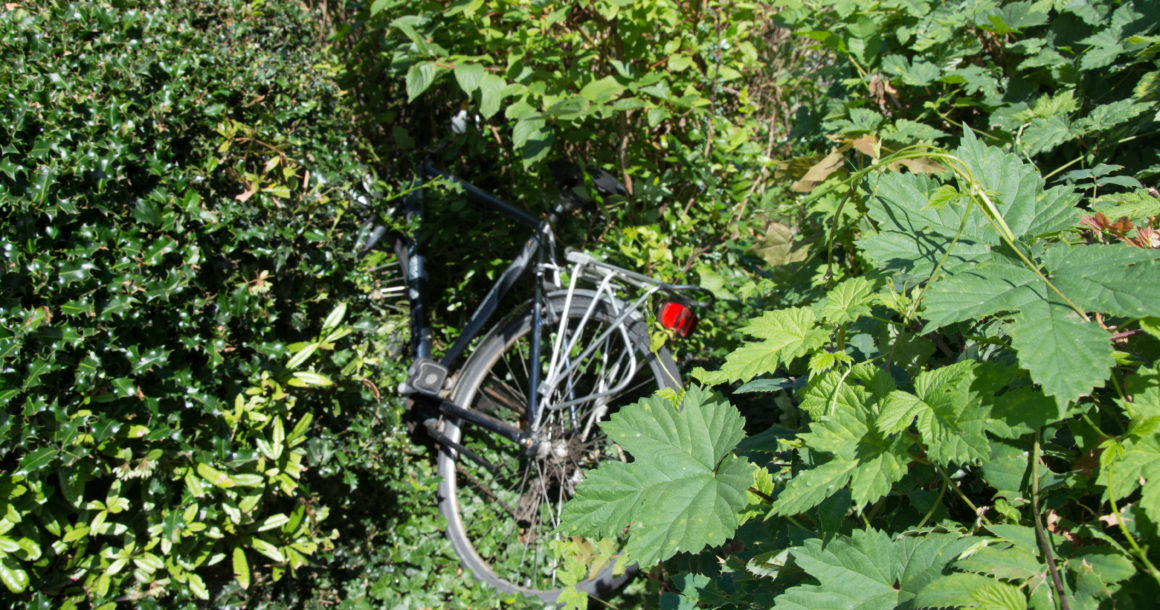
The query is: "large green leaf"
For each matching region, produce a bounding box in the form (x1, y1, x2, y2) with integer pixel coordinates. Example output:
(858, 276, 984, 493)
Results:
(877, 361, 991, 464)
(405, 61, 438, 102)
(955, 128, 1048, 241)
(773, 529, 980, 609)
(560, 388, 754, 565)
(693, 307, 828, 385)
(921, 260, 1044, 331)
(1045, 243, 1160, 319)
(1010, 299, 1113, 405)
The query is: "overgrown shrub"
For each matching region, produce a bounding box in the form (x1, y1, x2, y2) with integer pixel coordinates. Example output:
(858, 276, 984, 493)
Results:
(0, 1, 422, 605)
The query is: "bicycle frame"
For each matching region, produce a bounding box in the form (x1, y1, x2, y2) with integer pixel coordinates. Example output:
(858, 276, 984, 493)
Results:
(387, 160, 710, 470)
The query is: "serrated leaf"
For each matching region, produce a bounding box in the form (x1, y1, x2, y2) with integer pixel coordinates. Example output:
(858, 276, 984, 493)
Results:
(773, 530, 980, 609)
(1098, 433, 1160, 521)
(1079, 28, 1124, 71)
(1010, 299, 1113, 405)
(953, 543, 1042, 580)
(884, 119, 948, 143)
(561, 388, 754, 565)
(877, 362, 991, 464)
(1019, 115, 1072, 156)
(858, 171, 993, 279)
(771, 458, 858, 517)
(693, 308, 828, 385)
(1045, 244, 1160, 319)
(921, 259, 1045, 330)
(956, 129, 1054, 242)
(821, 277, 876, 325)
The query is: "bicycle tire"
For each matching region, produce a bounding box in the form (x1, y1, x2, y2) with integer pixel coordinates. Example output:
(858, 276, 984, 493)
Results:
(437, 291, 680, 602)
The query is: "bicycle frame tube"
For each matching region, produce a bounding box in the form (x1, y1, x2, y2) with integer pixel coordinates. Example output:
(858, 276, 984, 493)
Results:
(436, 220, 554, 370)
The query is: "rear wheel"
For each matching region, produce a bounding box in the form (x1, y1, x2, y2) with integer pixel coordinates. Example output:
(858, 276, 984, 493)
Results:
(437, 292, 679, 602)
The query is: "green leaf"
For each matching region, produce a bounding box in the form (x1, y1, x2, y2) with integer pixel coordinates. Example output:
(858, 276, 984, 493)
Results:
(233, 547, 250, 589)
(391, 17, 432, 56)
(196, 462, 235, 489)
(477, 73, 506, 119)
(289, 371, 332, 387)
(693, 308, 828, 384)
(512, 118, 548, 150)
(579, 76, 625, 105)
(1045, 244, 1160, 319)
(187, 571, 209, 600)
(858, 172, 992, 280)
(771, 458, 857, 517)
(0, 558, 28, 593)
(16, 446, 57, 477)
(773, 530, 980, 609)
(921, 261, 1044, 331)
(405, 62, 438, 102)
(321, 303, 347, 334)
(1079, 28, 1124, 71)
(820, 277, 876, 325)
(453, 62, 484, 94)
(561, 388, 754, 565)
(956, 128, 1054, 241)
(1019, 115, 1072, 156)
(250, 537, 286, 563)
(877, 362, 991, 464)
(1098, 433, 1160, 521)
(1010, 299, 1113, 405)
(917, 572, 1027, 609)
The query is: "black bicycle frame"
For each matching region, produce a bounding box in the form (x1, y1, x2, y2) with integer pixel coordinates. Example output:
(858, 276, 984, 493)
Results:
(398, 161, 567, 454)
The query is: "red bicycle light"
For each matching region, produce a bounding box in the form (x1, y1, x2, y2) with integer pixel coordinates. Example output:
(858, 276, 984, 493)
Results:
(659, 301, 697, 338)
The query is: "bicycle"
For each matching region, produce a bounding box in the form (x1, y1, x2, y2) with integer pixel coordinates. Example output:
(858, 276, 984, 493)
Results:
(361, 157, 709, 602)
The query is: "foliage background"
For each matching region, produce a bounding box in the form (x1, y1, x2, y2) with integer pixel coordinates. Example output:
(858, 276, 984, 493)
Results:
(3, 0, 1160, 607)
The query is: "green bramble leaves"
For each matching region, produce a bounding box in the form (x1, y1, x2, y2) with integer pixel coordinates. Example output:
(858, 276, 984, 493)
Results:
(773, 529, 981, 609)
(560, 387, 753, 566)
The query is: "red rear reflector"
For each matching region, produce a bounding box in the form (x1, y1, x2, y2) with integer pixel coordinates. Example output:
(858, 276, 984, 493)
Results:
(659, 301, 697, 338)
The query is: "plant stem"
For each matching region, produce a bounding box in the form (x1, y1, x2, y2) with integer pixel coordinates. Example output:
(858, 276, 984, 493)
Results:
(935, 462, 991, 526)
(916, 478, 948, 529)
(1032, 432, 1071, 610)
(1108, 463, 1160, 589)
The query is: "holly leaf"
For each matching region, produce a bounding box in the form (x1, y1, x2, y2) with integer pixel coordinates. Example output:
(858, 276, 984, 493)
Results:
(1010, 299, 1113, 405)
(773, 530, 980, 609)
(693, 308, 828, 385)
(560, 388, 754, 566)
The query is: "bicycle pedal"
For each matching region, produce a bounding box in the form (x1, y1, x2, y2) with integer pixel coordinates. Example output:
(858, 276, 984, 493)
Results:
(403, 357, 448, 394)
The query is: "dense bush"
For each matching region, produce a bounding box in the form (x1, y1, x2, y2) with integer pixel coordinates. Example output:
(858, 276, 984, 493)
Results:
(554, 0, 1160, 608)
(0, 1, 431, 606)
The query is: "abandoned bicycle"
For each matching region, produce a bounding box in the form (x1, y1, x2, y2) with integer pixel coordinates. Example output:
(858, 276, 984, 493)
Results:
(361, 158, 709, 602)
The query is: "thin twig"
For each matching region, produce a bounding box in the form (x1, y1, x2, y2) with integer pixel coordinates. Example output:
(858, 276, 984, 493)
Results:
(1032, 434, 1071, 610)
